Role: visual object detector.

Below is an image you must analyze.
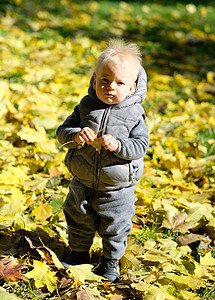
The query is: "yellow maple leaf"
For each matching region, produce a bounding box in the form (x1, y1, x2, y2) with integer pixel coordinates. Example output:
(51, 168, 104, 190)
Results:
(143, 249, 169, 263)
(185, 203, 214, 223)
(25, 260, 57, 293)
(164, 273, 206, 290)
(18, 126, 45, 144)
(160, 151, 188, 171)
(10, 187, 27, 205)
(0, 166, 29, 185)
(31, 202, 53, 221)
(66, 264, 102, 284)
(0, 188, 27, 217)
(194, 263, 213, 280)
(145, 285, 175, 300)
(131, 281, 150, 293)
(87, 137, 102, 154)
(200, 251, 215, 266)
(23, 175, 49, 192)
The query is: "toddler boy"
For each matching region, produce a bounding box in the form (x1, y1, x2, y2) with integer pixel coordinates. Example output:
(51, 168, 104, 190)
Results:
(56, 40, 149, 282)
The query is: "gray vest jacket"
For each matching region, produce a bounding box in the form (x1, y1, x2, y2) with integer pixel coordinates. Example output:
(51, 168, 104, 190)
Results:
(57, 67, 149, 191)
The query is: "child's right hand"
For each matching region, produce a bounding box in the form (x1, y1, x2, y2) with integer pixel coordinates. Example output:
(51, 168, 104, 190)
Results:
(74, 127, 96, 143)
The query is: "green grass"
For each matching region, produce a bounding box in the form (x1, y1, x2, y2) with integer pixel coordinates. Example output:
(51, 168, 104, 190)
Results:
(200, 284, 215, 299)
(197, 128, 215, 157)
(134, 221, 180, 245)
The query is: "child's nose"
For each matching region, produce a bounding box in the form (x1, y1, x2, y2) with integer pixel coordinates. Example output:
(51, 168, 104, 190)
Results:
(108, 81, 116, 90)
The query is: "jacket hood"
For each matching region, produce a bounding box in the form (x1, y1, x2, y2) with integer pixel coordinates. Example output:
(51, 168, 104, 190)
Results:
(88, 66, 147, 108)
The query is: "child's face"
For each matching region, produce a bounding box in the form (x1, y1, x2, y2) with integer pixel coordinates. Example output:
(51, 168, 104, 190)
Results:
(93, 57, 138, 105)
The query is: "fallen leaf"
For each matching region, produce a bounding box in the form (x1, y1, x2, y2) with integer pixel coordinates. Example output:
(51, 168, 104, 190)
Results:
(143, 249, 170, 263)
(110, 295, 123, 300)
(31, 202, 53, 221)
(0, 257, 27, 282)
(121, 253, 141, 271)
(67, 264, 102, 284)
(0, 287, 22, 300)
(176, 233, 211, 246)
(162, 211, 194, 233)
(163, 273, 206, 290)
(145, 285, 175, 300)
(25, 260, 58, 292)
(200, 251, 215, 266)
(204, 217, 215, 240)
(76, 288, 91, 300)
(131, 281, 150, 293)
(185, 203, 214, 222)
(76, 286, 105, 300)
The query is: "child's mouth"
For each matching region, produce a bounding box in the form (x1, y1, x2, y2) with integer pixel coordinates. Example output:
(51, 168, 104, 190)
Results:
(105, 93, 115, 97)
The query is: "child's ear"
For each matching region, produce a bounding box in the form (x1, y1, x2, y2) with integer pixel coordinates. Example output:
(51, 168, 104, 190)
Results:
(93, 75, 96, 89)
(130, 82, 136, 94)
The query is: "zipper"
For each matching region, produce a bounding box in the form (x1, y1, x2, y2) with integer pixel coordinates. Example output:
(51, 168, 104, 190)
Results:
(93, 107, 110, 189)
(97, 107, 110, 138)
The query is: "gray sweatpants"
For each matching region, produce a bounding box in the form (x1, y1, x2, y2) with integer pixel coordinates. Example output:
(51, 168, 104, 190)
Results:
(63, 178, 136, 259)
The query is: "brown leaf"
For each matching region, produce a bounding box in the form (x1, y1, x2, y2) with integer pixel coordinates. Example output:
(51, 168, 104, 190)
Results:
(176, 233, 211, 245)
(110, 295, 123, 300)
(0, 257, 27, 282)
(58, 277, 72, 289)
(76, 288, 91, 300)
(162, 210, 194, 233)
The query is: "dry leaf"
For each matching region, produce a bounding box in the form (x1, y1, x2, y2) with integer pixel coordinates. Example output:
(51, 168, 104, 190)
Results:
(176, 233, 211, 246)
(0, 287, 22, 300)
(76, 288, 91, 300)
(0, 258, 27, 282)
(110, 295, 123, 300)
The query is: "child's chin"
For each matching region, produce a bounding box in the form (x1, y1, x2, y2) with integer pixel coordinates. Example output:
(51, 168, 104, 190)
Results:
(101, 99, 114, 104)
(101, 97, 121, 105)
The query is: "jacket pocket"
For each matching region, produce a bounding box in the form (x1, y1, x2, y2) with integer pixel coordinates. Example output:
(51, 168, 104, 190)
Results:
(129, 158, 143, 183)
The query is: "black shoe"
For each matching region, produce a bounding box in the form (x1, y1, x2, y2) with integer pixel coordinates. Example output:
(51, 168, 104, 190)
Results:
(61, 250, 90, 266)
(92, 256, 120, 282)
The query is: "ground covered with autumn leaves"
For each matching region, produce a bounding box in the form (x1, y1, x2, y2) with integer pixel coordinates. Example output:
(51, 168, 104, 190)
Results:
(0, 0, 215, 299)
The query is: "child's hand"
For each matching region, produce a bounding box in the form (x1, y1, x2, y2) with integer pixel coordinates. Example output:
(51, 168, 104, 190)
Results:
(74, 127, 96, 143)
(99, 134, 119, 152)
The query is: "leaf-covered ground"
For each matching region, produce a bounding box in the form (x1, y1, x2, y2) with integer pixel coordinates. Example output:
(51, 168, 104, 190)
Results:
(0, 0, 215, 299)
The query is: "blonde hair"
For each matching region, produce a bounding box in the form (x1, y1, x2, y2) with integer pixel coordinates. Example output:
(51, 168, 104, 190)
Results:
(95, 40, 142, 78)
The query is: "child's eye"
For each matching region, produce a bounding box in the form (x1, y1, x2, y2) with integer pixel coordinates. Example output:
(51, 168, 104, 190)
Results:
(102, 78, 109, 83)
(118, 82, 125, 85)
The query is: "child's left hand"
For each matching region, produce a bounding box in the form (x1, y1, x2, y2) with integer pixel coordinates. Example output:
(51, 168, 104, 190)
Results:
(99, 134, 119, 152)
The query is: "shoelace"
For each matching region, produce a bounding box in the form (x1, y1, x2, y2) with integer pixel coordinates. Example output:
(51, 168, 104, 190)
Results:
(106, 259, 118, 268)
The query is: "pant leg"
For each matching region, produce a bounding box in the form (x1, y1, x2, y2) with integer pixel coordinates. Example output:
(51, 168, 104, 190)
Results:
(63, 178, 98, 251)
(92, 185, 136, 260)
